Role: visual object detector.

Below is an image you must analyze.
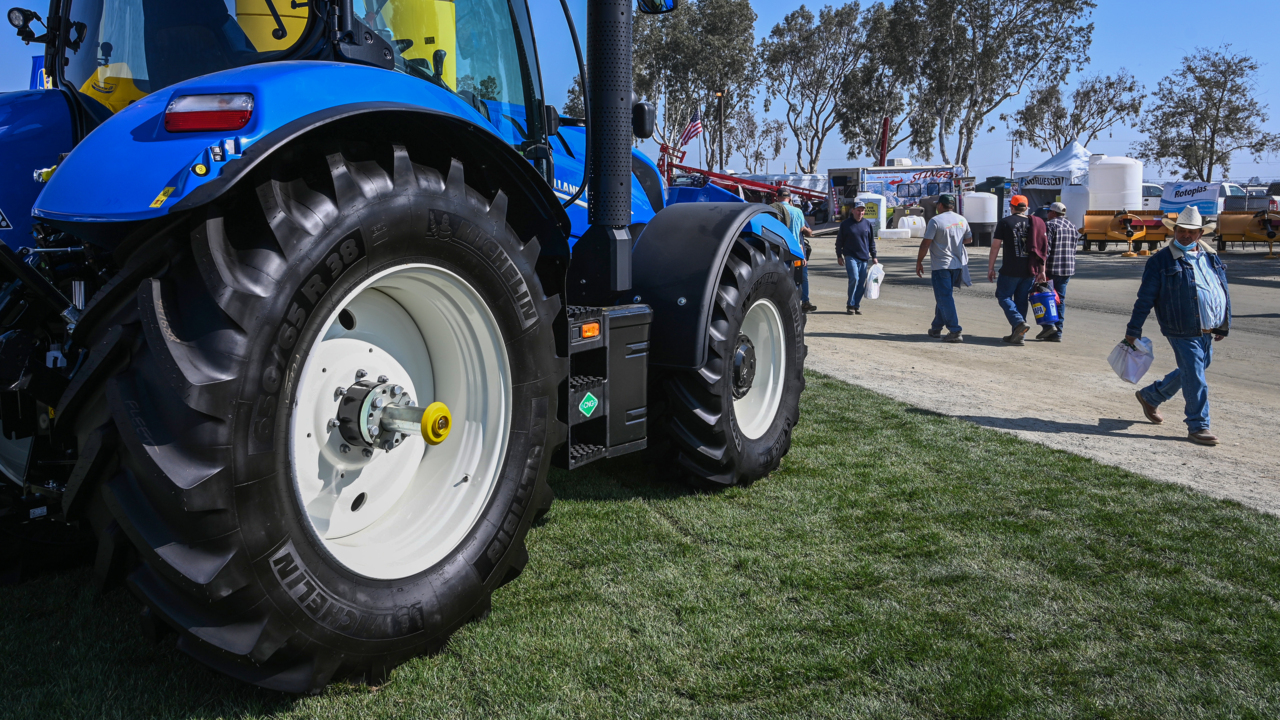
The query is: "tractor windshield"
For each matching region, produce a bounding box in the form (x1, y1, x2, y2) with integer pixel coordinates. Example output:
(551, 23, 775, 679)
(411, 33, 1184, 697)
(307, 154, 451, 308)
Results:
(354, 0, 543, 146)
(60, 0, 310, 115)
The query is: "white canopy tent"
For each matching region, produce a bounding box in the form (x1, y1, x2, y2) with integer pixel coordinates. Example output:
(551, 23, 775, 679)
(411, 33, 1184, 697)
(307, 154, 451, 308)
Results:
(1012, 141, 1092, 210)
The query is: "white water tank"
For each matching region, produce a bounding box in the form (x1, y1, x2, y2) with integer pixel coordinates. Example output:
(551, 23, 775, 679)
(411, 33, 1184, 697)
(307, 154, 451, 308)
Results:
(899, 215, 927, 237)
(1089, 155, 1143, 212)
(1061, 184, 1090, 228)
(962, 192, 997, 247)
(961, 192, 997, 223)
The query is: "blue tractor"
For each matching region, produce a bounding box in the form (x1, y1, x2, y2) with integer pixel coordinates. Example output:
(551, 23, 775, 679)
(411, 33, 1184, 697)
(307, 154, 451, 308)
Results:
(0, 0, 806, 691)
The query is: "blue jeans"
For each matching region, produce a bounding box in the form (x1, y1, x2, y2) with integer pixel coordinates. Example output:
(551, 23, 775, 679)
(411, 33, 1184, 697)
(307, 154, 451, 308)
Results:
(845, 257, 868, 309)
(1048, 274, 1070, 338)
(996, 273, 1034, 328)
(1140, 333, 1214, 432)
(800, 264, 810, 303)
(930, 268, 963, 334)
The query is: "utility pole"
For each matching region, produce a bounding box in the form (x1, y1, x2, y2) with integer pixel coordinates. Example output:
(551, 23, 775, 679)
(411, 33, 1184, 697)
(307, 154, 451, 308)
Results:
(716, 91, 724, 173)
(1009, 136, 1016, 178)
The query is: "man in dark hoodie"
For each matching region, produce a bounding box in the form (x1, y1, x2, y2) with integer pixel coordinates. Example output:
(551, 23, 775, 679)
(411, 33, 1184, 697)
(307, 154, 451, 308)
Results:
(836, 200, 879, 315)
(986, 195, 1048, 345)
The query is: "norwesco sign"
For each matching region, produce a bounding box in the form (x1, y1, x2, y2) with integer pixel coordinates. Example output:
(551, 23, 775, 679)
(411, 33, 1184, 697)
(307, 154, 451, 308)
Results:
(1017, 175, 1066, 188)
(1160, 182, 1220, 217)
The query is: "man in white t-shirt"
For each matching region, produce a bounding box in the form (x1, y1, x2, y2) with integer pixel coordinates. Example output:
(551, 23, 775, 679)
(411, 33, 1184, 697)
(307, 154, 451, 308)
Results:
(915, 194, 973, 343)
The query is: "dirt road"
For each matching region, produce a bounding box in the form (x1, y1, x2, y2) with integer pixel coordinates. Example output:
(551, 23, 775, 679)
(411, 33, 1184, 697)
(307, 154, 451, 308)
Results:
(802, 235, 1280, 514)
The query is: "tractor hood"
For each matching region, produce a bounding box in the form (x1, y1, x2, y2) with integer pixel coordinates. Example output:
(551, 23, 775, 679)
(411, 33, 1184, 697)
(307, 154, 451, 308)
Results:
(0, 90, 74, 249)
(33, 62, 498, 233)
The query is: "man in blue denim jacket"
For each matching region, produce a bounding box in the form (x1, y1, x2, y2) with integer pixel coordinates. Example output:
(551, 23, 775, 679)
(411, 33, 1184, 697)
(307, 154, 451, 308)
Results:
(1124, 207, 1230, 446)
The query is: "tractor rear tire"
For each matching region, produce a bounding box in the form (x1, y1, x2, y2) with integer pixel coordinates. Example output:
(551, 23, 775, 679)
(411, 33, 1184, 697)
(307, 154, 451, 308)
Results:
(660, 234, 805, 487)
(65, 144, 562, 692)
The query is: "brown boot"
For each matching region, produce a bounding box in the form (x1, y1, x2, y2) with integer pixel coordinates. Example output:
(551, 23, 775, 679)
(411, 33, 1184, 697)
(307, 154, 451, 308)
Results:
(1134, 391, 1163, 424)
(1188, 430, 1220, 446)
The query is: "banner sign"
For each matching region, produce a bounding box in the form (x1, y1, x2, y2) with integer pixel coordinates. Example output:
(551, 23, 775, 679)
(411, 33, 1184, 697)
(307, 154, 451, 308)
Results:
(1160, 182, 1220, 217)
(859, 166, 963, 207)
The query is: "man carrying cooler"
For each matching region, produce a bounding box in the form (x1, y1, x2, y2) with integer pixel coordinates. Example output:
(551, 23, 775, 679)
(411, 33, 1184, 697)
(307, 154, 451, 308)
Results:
(836, 200, 879, 315)
(1039, 201, 1078, 342)
(915, 193, 972, 343)
(987, 195, 1047, 345)
(1126, 207, 1230, 446)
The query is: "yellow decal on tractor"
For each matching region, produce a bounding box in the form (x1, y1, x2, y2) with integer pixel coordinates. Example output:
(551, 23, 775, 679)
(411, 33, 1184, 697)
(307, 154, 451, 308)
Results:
(150, 187, 177, 208)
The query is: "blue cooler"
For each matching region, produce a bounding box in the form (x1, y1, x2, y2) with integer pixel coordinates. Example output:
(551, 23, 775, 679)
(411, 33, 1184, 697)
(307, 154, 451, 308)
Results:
(1030, 285, 1060, 326)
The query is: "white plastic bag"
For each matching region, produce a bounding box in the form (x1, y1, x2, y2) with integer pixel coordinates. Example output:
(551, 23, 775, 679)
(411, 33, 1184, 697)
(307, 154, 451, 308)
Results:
(865, 263, 886, 300)
(1108, 337, 1154, 384)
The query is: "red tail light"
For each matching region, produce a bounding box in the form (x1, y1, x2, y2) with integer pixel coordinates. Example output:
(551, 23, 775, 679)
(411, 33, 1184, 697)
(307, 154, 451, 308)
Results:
(164, 93, 254, 133)
(1271, 198, 1278, 212)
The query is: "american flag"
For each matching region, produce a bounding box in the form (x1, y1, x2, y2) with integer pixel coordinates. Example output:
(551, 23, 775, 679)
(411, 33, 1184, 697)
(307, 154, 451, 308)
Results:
(679, 109, 702, 147)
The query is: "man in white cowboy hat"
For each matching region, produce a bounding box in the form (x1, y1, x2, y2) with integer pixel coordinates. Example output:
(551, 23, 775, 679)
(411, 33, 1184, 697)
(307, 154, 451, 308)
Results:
(1124, 206, 1231, 446)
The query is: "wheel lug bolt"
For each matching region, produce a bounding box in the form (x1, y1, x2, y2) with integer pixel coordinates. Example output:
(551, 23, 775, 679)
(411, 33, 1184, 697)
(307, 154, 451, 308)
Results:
(327, 418, 340, 430)
(362, 448, 373, 458)
(377, 375, 389, 383)
(334, 387, 346, 400)
(340, 444, 351, 454)
(392, 385, 403, 396)
(355, 369, 367, 379)
(373, 397, 386, 408)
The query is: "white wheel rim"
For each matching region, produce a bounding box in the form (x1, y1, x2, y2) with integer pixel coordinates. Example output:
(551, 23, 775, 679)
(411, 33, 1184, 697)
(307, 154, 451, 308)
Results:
(289, 264, 511, 580)
(733, 298, 786, 440)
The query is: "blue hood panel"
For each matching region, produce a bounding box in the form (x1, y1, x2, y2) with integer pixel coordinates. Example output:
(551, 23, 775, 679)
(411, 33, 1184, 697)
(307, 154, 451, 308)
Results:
(33, 62, 495, 225)
(0, 90, 73, 249)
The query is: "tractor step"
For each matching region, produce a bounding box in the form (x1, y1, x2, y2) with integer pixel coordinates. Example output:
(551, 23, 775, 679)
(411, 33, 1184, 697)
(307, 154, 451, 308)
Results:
(555, 304, 652, 470)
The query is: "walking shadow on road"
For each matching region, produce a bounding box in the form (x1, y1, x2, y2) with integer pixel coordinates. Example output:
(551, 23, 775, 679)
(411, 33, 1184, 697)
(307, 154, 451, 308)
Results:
(956, 414, 1175, 442)
(807, 331, 1010, 347)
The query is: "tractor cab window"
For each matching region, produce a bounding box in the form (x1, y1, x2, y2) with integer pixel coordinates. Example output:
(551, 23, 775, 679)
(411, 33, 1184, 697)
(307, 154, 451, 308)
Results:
(354, 0, 541, 146)
(61, 0, 310, 115)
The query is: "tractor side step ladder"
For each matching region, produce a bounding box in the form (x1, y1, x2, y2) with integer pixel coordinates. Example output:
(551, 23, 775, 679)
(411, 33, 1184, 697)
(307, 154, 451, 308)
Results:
(556, 304, 652, 469)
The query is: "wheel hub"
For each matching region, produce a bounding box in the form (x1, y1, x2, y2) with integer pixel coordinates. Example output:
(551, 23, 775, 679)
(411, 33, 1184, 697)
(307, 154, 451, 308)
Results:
(732, 333, 757, 400)
(335, 376, 417, 452)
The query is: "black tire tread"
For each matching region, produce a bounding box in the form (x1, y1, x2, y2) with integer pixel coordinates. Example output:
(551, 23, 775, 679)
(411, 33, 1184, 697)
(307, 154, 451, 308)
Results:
(65, 141, 560, 693)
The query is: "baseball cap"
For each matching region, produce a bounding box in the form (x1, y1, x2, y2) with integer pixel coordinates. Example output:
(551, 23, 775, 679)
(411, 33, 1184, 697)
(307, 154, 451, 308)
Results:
(852, 200, 867, 209)
(778, 187, 792, 197)
(1049, 201, 1067, 214)
(938, 193, 956, 207)
(1010, 194, 1029, 207)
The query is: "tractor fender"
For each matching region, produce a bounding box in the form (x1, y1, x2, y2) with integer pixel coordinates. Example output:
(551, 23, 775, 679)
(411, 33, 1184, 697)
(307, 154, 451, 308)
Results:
(170, 102, 572, 251)
(632, 201, 800, 369)
(32, 62, 569, 247)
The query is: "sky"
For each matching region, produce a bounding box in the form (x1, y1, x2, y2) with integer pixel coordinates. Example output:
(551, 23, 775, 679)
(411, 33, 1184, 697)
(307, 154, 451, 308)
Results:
(4, 0, 1278, 183)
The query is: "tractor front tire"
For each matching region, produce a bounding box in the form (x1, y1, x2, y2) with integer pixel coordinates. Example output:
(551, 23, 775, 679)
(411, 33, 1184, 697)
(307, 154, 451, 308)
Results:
(69, 144, 562, 692)
(660, 234, 805, 487)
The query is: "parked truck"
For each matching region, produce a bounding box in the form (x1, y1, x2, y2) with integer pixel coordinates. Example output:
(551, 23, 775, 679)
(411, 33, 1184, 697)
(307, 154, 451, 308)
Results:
(0, 0, 807, 692)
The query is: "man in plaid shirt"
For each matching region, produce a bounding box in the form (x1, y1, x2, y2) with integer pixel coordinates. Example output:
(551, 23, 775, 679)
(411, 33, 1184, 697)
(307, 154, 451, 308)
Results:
(1039, 201, 1078, 342)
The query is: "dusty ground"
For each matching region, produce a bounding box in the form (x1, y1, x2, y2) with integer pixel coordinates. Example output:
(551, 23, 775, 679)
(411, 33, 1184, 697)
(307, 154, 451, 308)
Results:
(801, 232, 1280, 514)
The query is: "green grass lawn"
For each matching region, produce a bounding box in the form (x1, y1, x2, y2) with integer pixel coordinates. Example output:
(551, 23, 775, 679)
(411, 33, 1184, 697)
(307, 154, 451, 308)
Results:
(4, 372, 1280, 719)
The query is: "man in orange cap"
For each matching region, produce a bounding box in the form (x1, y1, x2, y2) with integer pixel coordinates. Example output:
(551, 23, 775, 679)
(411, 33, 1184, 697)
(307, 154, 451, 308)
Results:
(987, 195, 1048, 344)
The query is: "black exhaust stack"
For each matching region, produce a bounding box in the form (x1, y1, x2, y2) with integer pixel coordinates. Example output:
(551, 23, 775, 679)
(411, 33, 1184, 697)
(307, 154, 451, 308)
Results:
(571, 0, 634, 299)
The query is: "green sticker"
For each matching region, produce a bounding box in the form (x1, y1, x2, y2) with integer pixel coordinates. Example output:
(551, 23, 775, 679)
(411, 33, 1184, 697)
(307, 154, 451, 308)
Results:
(579, 392, 599, 417)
